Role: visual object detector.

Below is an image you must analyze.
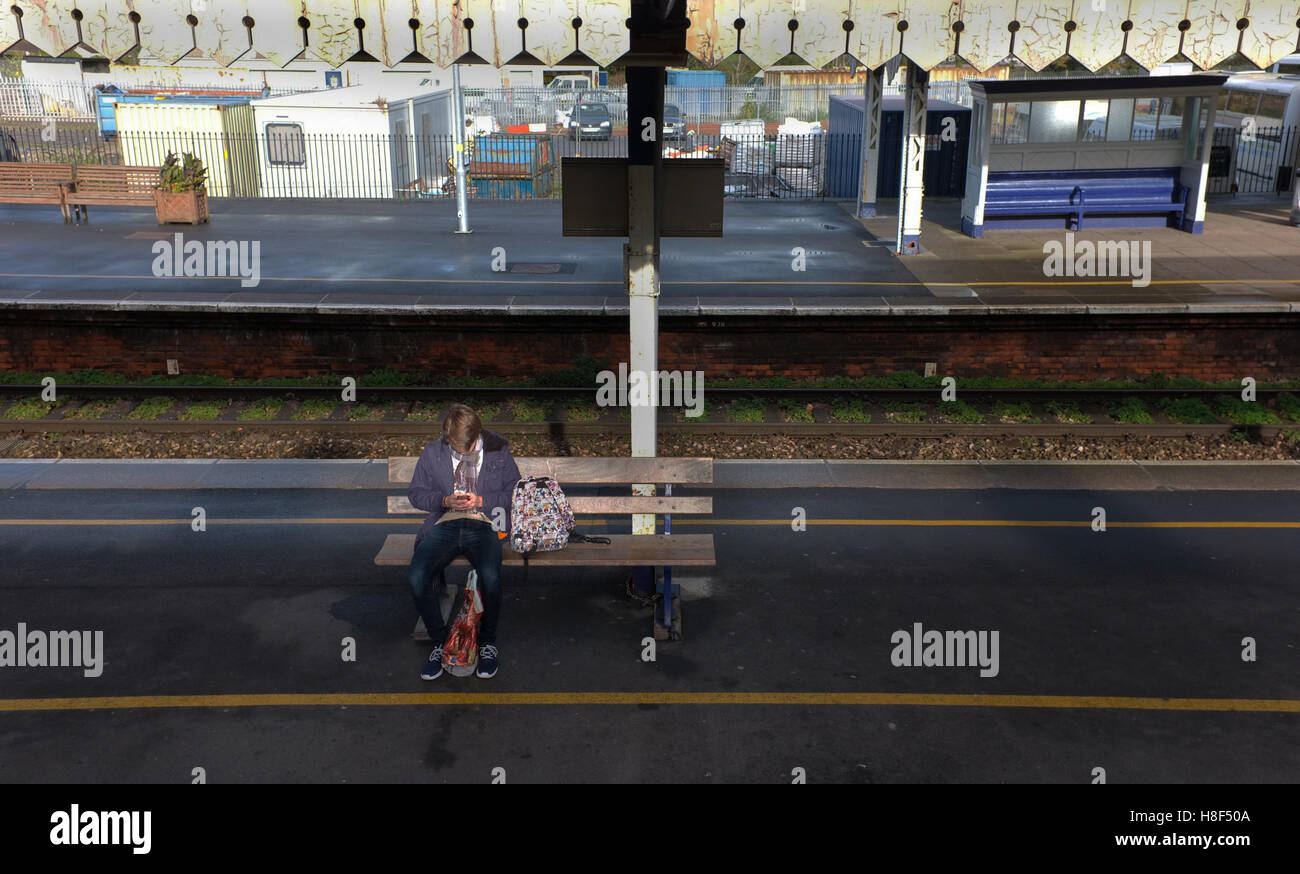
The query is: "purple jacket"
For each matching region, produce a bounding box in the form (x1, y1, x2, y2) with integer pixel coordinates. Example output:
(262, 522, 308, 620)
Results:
(408, 429, 523, 544)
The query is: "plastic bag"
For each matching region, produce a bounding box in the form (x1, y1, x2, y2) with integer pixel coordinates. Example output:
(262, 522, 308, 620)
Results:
(442, 571, 484, 677)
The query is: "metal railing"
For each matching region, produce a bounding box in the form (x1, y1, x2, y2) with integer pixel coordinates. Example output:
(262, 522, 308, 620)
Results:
(465, 81, 973, 128)
(0, 127, 839, 199)
(0, 76, 309, 121)
(1208, 125, 1300, 194)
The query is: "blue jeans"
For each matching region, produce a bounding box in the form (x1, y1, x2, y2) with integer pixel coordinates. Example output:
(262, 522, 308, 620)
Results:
(408, 518, 503, 646)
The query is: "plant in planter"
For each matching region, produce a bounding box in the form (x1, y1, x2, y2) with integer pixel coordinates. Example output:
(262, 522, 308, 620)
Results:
(154, 151, 210, 225)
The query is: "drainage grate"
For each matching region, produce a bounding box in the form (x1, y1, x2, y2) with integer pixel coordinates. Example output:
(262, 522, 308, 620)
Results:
(507, 262, 575, 275)
(0, 438, 29, 457)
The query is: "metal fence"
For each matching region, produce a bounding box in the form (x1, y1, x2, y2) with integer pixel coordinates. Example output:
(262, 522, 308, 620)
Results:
(1207, 124, 1300, 194)
(464, 81, 973, 129)
(0, 79, 99, 119)
(0, 76, 305, 121)
(0, 127, 835, 199)
(8, 118, 1291, 202)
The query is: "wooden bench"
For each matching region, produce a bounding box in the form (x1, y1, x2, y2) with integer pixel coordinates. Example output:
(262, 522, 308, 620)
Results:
(65, 165, 160, 223)
(0, 163, 76, 223)
(375, 456, 716, 639)
(983, 167, 1189, 231)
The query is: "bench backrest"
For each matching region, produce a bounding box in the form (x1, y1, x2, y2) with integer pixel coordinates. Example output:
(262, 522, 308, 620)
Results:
(387, 456, 713, 516)
(72, 165, 159, 195)
(0, 162, 75, 191)
(987, 167, 1181, 201)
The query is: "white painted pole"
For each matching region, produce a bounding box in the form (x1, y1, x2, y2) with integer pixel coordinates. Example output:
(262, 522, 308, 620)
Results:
(451, 62, 471, 234)
(406, 97, 418, 193)
(856, 67, 883, 219)
(896, 65, 929, 254)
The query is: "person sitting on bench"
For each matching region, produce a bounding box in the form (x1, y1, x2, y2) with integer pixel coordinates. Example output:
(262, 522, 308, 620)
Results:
(407, 403, 521, 680)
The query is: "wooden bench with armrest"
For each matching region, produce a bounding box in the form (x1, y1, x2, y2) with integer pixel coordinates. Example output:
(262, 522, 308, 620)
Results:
(374, 456, 716, 639)
(0, 163, 76, 223)
(64, 165, 160, 223)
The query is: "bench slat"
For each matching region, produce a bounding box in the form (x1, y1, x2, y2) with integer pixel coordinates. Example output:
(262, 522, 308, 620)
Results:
(0, 164, 75, 208)
(388, 456, 713, 485)
(65, 166, 160, 207)
(374, 533, 716, 567)
(387, 495, 713, 515)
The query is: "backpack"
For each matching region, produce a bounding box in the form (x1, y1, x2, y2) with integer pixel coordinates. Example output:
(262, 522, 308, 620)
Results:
(509, 476, 575, 554)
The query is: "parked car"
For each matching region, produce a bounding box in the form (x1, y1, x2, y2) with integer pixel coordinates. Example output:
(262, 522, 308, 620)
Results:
(663, 103, 686, 140)
(0, 128, 20, 162)
(569, 101, 613, 140)
(576, 88, 627, 123)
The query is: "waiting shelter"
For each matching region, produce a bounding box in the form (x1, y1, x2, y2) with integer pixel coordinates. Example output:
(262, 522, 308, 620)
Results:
(961, 75, 1228, 237)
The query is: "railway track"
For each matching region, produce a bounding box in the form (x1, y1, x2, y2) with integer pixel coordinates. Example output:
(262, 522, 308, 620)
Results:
(1, 384, 1297, 441)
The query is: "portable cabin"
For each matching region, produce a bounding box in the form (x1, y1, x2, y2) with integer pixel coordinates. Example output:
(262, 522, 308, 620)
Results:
(961, 75, 1228, 236)
(826, 95, 972, 199)
(113, 97, 260, 197)
(250, 83, 452, 198)
(386, 90, 456, 195)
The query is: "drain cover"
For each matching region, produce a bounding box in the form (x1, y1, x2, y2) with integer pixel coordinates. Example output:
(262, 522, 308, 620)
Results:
(0, 438, 29, 457)
(509, 262, 567, 274)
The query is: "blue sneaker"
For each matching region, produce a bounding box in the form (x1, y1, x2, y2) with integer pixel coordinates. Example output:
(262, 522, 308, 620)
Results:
(476, 644, 499, 679)
(420, 645, 444, 680)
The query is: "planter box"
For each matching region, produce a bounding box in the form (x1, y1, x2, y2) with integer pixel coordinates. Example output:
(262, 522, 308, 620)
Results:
(154, 189, 209, 225)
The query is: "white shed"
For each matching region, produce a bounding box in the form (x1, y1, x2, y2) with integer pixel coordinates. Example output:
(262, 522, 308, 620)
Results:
(250, 83, 453, 198)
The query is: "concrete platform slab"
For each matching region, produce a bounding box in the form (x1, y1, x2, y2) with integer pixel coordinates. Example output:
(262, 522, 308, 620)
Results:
(0, 459, 57, 489)
(4, 197, 1296, 317)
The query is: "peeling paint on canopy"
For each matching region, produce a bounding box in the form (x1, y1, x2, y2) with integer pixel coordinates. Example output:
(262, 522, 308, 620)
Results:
(2, 0, 1298, 73)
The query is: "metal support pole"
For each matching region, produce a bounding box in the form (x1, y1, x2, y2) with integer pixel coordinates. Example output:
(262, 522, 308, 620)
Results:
(856, 67, 884, 219)
(661, 483, 674, 634)
(626, 65, 664, 596)
(896, 65, 929, 254)
(406, 97, 418, 194)
(451, 62, 471, 234)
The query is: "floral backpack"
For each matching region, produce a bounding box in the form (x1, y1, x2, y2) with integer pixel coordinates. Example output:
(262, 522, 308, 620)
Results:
(508, 477, 609, 574)
(509, 477, 575, 554)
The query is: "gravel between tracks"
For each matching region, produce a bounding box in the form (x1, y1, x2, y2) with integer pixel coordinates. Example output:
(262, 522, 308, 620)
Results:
(3, 429, 1298, 461)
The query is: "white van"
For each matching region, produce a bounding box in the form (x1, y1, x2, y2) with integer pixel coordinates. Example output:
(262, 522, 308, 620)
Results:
(546, 75, 593, 93)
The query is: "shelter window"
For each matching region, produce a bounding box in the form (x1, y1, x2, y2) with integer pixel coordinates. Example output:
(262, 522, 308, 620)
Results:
(266, 123, 306, 166)
(1156, 97, 1186, 140)
(1081, 99, 1109, 141)
(1104, 98, 1134, 141)
(1028, 99, 1081, 143)
(991, 101, 1029, 144)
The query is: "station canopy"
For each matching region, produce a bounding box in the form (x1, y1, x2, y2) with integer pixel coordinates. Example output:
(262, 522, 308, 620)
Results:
(2, 1, 1299, 74)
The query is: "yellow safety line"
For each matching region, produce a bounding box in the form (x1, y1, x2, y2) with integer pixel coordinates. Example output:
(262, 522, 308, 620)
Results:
(2, 272, 1300, 289)
(1, 518, 1297, 528)
(0, 691, 1295, 714)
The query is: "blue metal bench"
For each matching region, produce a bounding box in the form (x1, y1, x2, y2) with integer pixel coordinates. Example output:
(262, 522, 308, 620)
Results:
(979, 168, 1189, 232)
